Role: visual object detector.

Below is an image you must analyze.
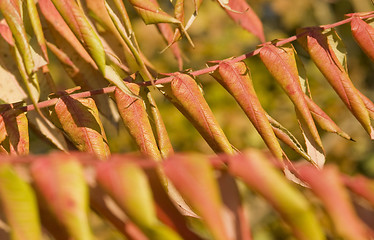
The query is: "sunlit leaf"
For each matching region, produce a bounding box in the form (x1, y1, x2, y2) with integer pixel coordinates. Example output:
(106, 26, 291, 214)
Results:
(159, 73, 234, 154)
(114, 84, 162, 161)
(297, 27, 374, 139)
(218, 0, 265, 42)
(227, 150, 325, 240)
(259, 43, 324, 166)
(53, 96, 110, 159)
(211, 61, 283, 160)
(128, 0, 180, 24)
(350, 16, 374, 62)
(31, 154, 93, 240)
(0, 109, 29, 155)
(164, 154, 231, 240)
(0, 163, 42, 240)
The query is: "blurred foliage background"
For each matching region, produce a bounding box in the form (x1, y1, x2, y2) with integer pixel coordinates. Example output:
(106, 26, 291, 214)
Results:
(24, 0, 374, 239)
(38, 0, 374, 176)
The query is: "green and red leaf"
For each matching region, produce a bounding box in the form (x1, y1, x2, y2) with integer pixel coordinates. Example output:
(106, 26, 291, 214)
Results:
(31, 154, 93, 240)
(160, 73, 234, 154)
(53, 96, 110, 159)
(0, 164, 42, 240)
(211, 61, 283, 160)
(350, 16, 374, 62)
(163, 154, 231, 240)
(297, 27, 374, 139)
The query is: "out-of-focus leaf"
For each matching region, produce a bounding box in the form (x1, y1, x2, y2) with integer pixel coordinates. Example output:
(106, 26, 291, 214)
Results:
(156, 24, 183, 70)
(297, 27, 374, 139)
(114, 84, 162, 161)
(128, 0, 180, 25)
(297, 164, 371, 240)
(259, 43, 324, 166)
(143, 165, 201, 239)
(0, 109, 29, 155)
(211, 61, 283, 160)
(96, 158, 182, 240)
(159, 73, 234, 154)
(0, 163, 42, 240)
(218, 171, 252, 240)
(227, 150, 325, 240)
(343, 175, 374, 207)
(218, 0, 265, 42)
(31, 154, 93, 240)
(266, 114, 311, 161)
(350, 16, 374, 62)
(53, 96, 110, 159)
(164, 154, 231, 240)
(305, 96, 352, 140)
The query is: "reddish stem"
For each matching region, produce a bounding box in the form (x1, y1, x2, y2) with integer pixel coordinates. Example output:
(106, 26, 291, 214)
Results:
(2, 13, 374, 113)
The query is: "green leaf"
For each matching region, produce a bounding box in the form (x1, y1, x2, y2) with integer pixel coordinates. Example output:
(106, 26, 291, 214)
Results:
(159, 73, 234, 154)
(0, 164, 42, 240)
(53, 96, 110, 159)
(31, 154, 93, 240)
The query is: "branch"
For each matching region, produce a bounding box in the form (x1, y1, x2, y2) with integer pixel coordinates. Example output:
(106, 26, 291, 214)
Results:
(2, 12, 374, 113)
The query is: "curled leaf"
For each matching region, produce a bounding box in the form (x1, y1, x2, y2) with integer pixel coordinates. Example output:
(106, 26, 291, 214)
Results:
(53, 96, 110, 159)
(350, 16, 374, 62)
(128, 0, 180, 24)
(297, 27, 374, 139)
(211, 61, 283, 160)
(159, 73, 234, 154)
(114, 84, 162, 161)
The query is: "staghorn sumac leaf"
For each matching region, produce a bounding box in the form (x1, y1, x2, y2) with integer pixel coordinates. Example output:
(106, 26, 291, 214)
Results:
(141, 87, 174, 159)
(159, 73, 234, 154)
(350, 16, 374, 62)
(163, 154, 231, 240)
(305, 96, 352, 140)
(128, 0, 179, 24)
(343, 175, 374, 207)
(0, 108, 29, 155)
(156, 23, 183, 70)
(297, 164, 371, 240)
(356, 89, 374, 120)
(210, 61, 283, 160)
(227, 150, 325, 240)
(96, 158, 182, 240)
(266, 114, 311, 161)
(297, 27, 374, 139)
(53, 96, 110, 159)
(0, 163, 42, 240)
(31, 154, 93, 240)
(114, 84, 162, 161)
(218, 0, 265, 42)
(259, 43, 324, 167)
(48, 0, 135, 97)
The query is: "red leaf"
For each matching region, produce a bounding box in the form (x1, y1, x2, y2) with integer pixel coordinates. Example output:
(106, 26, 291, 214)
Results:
(211, 61, 283, 161)
(160, 73, 234, 154)
(351, 16, 374, 62)
(115, 84, 162, 161)
(220, 0, 265, 42)
(297, 27, 374, 139)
